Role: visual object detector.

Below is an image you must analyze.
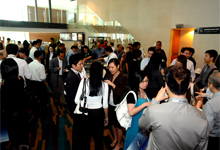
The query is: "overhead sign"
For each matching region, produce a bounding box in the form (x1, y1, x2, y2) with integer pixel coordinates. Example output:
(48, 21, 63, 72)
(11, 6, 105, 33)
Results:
(194, 27, 220, 34)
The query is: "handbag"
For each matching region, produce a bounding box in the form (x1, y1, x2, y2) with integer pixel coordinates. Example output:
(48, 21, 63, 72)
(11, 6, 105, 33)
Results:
(115, 91, 137, 130)
(127, 130, 149, 150)
(74, 78, 88, 115)
(190, 83, 196, 106)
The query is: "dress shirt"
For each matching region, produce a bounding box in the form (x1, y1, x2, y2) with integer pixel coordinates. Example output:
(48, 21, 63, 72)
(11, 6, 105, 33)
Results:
(29, 47, 38, 60)
(58, 57, 62, 75)
(111, 46, 116, 52)
(29, 60, 46, 81)
(49, 52, 54, 60)
(140, 57, 150, 70)
(71, 68, 81, 79)
(79, 67, 87, 78)
(170, 58, 196, 81)
(75, 79, 108, 109)
(203, 91, 220, 137)
(66, 49, 75, 65)
(139, 97, 209, 150)
(104, 52, 118, 65)
(7, 55, 32, 79)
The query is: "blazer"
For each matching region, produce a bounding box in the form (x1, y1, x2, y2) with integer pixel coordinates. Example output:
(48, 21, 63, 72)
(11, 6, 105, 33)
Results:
(46, 52, 57, 72)
(65, 69, 81, 112)
(49, 57, 67, 87)
(108, 72, 128, 105)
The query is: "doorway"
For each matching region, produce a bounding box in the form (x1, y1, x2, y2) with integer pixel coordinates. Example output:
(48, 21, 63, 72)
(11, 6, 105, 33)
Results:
(168, 28, 195, 65)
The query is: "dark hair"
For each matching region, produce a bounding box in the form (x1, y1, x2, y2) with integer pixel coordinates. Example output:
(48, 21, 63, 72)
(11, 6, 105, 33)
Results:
(34, 50, 42, 59)
(49, 45, 54, 50)
(144, 53, 162, 79)
(106, 46, 113, 53)
(117, 44, 122, 48)
(57, 41, 60, 45)
(165, 65, 191, 95)
(132, 49, 141, 59)
(83, 46, 89, 50)
(130, 71, 148, 93)
(69, 53, 84, 66)
(0, 43, 3, 50)
(122, 46, 124, 50)
(7, 38, 10, 41)
(57, 50, 65, 56)
(32, 40, 40, 46)
(89, 62, 103, 96)
(148, 47, 156, 53)
(156, 41, 162, 45)
(215, 55, 220, 70)
(128, 43, 133, 46)
(133, 42, 141, 49)
(18, 41, 21, 44)
(1, 58, 18, 81)
(71, 45, 78, 49)
(188, 47, 195, 55)
(181, 47, 190, 53)
(108, 58, 119, 66)
(60, 43, 65, 47)
(37, 39, 42, 44)
(6, 44, 18, 55)
(19, 48, 29, 56)
(23, 40, 29, 49)
(205, 49, 218, 62)
(50, 38, 54, 42)
(110, 42, 114, 46)
(81, 41, 85, 45)
(177, 55, 187, 67)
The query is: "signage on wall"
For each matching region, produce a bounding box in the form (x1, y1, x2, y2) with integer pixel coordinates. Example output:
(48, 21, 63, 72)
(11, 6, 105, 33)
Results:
(60, 32, 85, 41)
(194, 27, 220, 34)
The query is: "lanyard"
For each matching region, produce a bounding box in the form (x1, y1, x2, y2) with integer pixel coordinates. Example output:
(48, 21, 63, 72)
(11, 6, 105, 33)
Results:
(169, 98, 187, 103)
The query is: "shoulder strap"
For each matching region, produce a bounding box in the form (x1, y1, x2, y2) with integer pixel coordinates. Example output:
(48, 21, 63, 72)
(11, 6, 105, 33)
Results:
(190, 83, 194, 97)
(125, 91, 137, 104)
(80, 78, 87, 100)
(205, 68, 218, 83)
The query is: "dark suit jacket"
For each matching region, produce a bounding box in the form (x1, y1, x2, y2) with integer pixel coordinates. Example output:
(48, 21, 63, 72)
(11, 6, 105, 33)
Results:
(108, 72, 128, 105)
(65, 69, 81, 112)
(46, 52, 57, 72)
(49, 57, 67, 87)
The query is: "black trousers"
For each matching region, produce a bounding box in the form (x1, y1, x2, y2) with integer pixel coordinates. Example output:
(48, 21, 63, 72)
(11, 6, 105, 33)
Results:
(72, 108, 104, 150)
(207, 136, 220, 150)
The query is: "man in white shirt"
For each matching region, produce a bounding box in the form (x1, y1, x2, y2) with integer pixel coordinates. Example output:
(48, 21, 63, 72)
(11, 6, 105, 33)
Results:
(110, 42, 116, 51)
(6, 44, 32, 79)
(97, 46, 118, 66)
(29, 40, 41, 60)
(140, 47, 155, 70)
(29, 50, 46, 82)
(170, 47, 196, 81)
(29, 50, 48, 115)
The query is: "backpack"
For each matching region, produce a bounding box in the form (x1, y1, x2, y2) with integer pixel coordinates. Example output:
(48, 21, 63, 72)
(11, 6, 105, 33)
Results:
(115, 91, 137, 130)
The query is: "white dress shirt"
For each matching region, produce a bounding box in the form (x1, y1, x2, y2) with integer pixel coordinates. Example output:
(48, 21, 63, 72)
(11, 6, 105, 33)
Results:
(170, 58, 196, 81)
(29, 60, 46, 81)
(49, 52, 54, 60)
(7, 54, 32, 79)
(75, 79, 108, 109)
(104, 52, 118, 65)
(140, 57, 150, 70)
(80, 67, 87, 78)
(29, 47, 38, 60)
(57, 57, 62, 75)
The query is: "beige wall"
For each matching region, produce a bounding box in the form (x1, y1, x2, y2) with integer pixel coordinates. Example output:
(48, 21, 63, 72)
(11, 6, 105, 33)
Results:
(77, 0, 220, 69)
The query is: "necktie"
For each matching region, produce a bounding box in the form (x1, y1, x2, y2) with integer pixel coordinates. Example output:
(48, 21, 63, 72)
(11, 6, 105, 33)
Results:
(77, 73, 81, 79)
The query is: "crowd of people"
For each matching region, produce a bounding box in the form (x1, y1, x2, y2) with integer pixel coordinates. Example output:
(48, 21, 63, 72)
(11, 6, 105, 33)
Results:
(0, 37, 220, 150)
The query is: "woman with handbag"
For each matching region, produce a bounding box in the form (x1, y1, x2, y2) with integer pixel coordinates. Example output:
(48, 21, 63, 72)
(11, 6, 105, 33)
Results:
(124, 71, 151, 150)
(1, 58, 30, 150)
(74, 61, 108, 150)
(105, 58, 128, 150)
